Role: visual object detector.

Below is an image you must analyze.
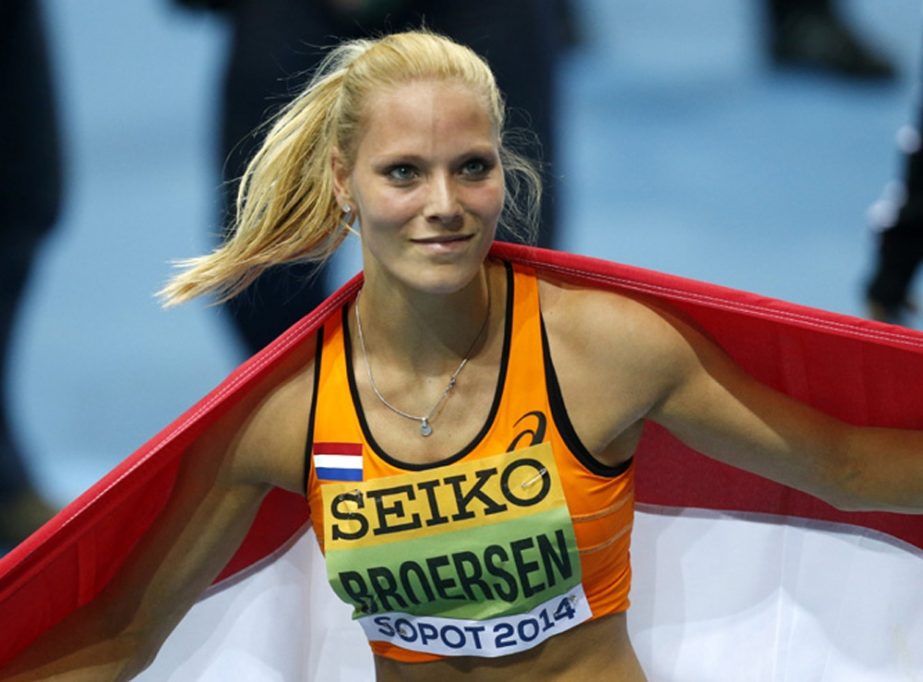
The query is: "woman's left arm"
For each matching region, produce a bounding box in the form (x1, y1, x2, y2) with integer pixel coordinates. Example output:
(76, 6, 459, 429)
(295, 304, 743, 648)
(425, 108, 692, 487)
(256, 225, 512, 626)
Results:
(647, 315, 923, 513)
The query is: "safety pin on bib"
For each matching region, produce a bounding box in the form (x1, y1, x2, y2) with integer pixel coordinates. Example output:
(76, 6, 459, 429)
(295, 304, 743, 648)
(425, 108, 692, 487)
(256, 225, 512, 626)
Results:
(521, 467, 548, 489)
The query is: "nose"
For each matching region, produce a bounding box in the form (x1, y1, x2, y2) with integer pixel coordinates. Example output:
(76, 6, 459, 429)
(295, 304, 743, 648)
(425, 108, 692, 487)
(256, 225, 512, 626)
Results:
(424, 173, 463, 228)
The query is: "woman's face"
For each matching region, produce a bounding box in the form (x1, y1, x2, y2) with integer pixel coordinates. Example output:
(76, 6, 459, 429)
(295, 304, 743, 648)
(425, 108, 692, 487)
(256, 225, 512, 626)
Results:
(334, 79, 504, 296)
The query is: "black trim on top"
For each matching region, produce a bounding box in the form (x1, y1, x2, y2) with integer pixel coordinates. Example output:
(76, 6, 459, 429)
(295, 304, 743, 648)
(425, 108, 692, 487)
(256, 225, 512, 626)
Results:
(540, 316, 633, 478)
(343, 262, 516, 471)
(302, 326, 325, 495)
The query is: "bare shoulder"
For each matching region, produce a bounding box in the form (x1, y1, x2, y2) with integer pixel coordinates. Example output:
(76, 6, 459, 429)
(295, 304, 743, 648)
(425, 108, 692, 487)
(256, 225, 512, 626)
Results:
(536, 274, 707, 455)
(537, 275, 697, 380)
(214, 331, 320, 495)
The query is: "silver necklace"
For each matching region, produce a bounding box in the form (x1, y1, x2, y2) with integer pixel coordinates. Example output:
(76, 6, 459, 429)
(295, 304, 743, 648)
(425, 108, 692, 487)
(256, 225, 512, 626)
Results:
(354, 279, 491, 437)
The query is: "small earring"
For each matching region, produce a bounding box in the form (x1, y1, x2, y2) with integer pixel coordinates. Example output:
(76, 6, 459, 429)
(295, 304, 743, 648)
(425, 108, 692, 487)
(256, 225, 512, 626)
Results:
(342, 203, 352, 214)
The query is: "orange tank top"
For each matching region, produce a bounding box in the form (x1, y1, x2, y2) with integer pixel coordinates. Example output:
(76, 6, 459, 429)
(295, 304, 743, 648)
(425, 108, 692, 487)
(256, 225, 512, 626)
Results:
(305, 262, 634, 663)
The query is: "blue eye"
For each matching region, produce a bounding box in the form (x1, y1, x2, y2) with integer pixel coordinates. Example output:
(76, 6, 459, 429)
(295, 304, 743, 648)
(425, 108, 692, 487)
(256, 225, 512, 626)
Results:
(387, 165, 417, 182)
(461, 158, 491, 177)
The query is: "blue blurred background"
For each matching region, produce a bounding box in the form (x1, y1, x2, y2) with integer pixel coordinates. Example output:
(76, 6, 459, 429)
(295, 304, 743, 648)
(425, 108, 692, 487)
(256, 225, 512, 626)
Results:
(10, 0, 922, 509)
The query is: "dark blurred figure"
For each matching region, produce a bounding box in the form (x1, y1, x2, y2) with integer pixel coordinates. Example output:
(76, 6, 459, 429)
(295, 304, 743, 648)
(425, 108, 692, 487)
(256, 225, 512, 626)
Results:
(0, 0, 62, 546)
(175, 0, 566, 355)
(766, 0, 895, 79)
(866, 86, 923, 324)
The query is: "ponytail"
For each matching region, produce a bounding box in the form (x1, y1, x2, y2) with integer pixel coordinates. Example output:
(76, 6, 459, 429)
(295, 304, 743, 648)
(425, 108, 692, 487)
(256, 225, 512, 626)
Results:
(158, 44, 367, 306)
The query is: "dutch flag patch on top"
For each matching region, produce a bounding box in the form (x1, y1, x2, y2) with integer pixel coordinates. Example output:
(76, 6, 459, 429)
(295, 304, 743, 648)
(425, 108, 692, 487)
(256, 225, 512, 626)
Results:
(312, 442, 363, 481)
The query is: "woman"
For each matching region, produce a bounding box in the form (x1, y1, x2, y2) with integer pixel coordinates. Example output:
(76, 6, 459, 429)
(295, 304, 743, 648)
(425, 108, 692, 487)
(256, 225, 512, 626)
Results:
(5, 30, 921, 681)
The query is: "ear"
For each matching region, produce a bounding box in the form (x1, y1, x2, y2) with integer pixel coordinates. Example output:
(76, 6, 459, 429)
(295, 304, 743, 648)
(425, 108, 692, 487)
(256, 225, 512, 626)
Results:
(331, 147, 352, 208)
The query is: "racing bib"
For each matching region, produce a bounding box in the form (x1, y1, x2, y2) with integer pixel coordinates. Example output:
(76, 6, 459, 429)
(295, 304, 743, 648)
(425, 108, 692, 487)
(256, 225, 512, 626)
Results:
(320, 443, 591, 657)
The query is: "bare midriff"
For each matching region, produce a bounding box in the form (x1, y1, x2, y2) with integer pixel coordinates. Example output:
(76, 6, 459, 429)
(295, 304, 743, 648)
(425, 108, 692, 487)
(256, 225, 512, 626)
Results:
(373, 614, 647, 681)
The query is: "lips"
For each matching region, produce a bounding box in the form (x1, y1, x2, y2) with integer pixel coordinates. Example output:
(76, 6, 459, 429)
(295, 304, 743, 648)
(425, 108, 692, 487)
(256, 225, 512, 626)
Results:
(410, 234, 473, 245)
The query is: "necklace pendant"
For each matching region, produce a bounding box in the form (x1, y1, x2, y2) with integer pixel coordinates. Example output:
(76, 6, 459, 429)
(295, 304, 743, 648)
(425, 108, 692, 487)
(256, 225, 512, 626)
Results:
(420, 419, 433, 437)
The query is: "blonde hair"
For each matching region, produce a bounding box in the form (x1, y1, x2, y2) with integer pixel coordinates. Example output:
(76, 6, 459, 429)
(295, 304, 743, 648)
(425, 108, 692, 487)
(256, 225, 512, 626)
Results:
(159, 30, 542, 306)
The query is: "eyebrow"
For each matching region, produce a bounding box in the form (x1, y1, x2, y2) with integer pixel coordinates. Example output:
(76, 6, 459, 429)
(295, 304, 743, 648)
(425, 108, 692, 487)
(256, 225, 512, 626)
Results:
(369, 146, 500, 166)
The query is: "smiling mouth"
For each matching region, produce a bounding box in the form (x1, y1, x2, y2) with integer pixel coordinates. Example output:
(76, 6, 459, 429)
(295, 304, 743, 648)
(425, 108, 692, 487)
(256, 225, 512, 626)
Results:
(411, 235, 473, 244)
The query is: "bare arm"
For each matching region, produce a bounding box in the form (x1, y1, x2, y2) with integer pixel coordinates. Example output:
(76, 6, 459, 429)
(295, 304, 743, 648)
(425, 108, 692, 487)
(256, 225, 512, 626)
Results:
(2, 351, 314, 681)
(540, 280, 923, 514)
(647, 310, 923, 513)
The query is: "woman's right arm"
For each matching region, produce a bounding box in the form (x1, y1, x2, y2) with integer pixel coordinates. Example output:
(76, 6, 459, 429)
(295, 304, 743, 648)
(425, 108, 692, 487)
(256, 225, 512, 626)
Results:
(2, 348, 316, 681)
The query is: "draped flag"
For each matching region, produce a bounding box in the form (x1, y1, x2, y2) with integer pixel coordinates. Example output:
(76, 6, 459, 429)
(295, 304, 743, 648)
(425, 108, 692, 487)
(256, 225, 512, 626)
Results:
(1, 243, 921, 680)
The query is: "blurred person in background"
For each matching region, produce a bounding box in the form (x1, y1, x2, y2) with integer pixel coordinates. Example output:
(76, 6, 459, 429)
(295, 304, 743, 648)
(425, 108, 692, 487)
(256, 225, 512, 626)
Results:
(175, 0, 567, 355)
(766, 0, 895, 79)
(865, 83, 923, 325)
(0, 0, 62, 547)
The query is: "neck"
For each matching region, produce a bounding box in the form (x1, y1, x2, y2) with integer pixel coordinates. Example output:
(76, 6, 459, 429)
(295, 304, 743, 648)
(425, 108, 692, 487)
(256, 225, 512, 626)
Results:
(356, 265, 494, 377)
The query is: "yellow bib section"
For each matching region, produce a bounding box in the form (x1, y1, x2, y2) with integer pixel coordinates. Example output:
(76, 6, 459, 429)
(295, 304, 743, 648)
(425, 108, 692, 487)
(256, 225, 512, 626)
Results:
(321, 444, 566, 550)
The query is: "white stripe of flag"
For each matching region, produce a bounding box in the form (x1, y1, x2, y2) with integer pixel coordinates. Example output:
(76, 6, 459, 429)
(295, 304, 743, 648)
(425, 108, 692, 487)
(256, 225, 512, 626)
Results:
(313, 443, 363, 481)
